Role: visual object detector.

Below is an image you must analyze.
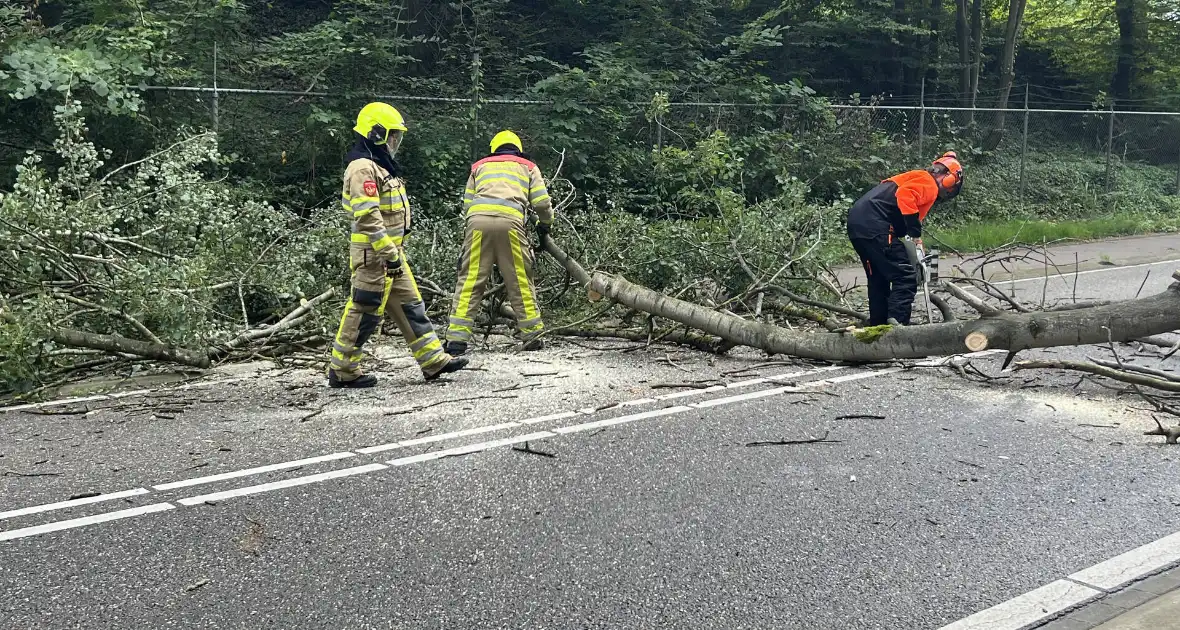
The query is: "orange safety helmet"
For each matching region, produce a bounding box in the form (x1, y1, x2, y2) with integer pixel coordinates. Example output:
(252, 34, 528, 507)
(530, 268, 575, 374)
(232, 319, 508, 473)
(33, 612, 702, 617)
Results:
(932, 151, 964, 196)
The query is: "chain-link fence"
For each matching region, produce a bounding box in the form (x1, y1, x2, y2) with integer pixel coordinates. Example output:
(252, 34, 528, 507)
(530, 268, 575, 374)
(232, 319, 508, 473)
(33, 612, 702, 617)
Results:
(141, 85, 1180, 217)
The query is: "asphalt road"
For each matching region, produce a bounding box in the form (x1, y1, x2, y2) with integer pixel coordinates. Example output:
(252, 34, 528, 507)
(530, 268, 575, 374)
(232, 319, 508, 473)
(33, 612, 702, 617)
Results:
(3, 240, 1180, 629)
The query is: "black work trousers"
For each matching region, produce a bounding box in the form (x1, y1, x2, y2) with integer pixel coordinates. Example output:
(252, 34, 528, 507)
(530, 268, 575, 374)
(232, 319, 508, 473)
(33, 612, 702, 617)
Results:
(849, 234, 918, 326)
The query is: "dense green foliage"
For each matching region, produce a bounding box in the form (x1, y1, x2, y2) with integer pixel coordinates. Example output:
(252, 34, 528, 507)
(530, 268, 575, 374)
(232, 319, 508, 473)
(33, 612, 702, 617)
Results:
(1, 0, 1179, 391)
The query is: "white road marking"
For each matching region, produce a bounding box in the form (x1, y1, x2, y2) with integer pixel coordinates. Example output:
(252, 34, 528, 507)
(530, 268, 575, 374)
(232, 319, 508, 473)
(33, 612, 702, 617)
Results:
(0, 503, 175, 542)
(519, 411, 580, 425)
(356, 422, 522, 454)
(654, 385, 727, 400)
(824, 367, 905, 383)
(386, 431, 556, 466)
(936, 579, 1101, 630)
(176, 463, 388, 506)
(553, 407, 692, 435)
(991, 257, 1180, 286)
(0, 352, 1014, 541)
(690, 386, 803, 409)
(152, 452, 357, 491)
(1068, 530, 1180, 590)
(0, 488, 150, 521)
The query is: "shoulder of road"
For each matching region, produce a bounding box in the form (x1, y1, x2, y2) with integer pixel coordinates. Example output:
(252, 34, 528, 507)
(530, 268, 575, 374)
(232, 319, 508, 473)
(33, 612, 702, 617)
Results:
(1033, 568, 1180, 630)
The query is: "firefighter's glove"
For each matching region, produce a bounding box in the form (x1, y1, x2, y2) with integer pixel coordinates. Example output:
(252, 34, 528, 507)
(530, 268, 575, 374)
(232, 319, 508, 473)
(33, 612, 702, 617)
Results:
(385, 258, 405, 279)
(534, 221, 551, 238)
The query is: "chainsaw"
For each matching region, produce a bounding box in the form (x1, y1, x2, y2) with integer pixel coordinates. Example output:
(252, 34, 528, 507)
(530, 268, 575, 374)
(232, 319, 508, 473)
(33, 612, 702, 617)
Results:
(904, 237, 940, 324)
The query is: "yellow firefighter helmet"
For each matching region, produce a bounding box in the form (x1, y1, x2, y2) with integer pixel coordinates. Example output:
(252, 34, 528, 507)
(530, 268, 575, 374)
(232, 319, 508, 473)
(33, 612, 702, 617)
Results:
(490, 130, 523, 153)
(354, 103, 408, 144)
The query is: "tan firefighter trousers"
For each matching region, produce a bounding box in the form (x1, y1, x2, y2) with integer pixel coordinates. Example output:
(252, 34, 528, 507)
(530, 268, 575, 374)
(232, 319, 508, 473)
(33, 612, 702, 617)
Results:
(445, 214, 544, 345)
(331, 247, 451, 380)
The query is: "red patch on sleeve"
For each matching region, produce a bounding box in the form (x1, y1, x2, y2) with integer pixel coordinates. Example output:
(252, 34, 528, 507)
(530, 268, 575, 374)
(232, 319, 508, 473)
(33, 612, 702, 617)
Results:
(363, 180, 378, 196)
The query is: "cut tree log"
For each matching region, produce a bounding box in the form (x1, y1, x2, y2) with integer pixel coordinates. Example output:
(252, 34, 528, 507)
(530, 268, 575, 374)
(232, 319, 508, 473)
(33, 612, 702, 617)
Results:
(588, 271, 1180, 361)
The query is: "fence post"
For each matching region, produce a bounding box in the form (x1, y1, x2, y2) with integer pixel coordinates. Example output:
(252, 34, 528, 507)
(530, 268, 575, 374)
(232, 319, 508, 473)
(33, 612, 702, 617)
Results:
(1105, 101, 1115, 193)
(1018, 83, 1029, 207)
(212, 42, 219, 134)
(1175, 142, 1179, 196)
(917, 77, 926, 159)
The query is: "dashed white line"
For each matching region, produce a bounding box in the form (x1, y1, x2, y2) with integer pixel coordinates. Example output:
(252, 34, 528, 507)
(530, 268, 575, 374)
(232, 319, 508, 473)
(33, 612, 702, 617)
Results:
(153, 451, 357, 490)
(654, 385, 726, 400)
(0, 488, 151, 521)
(356, 422, 523, 454)
(519, 411, 580, 425)
(387, 431, 556, 466)
(176, 463, 388, 506)
(0, 503, 175, 542)
(936, 579, 1101, 630)
(553, 407, 692, 435)
(690, 386, 803, 409)
(994, 257, 1180, 286)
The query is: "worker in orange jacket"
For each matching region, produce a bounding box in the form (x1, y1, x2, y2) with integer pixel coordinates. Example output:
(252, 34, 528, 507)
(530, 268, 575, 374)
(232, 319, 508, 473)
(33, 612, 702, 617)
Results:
(846, 151, 964, 326)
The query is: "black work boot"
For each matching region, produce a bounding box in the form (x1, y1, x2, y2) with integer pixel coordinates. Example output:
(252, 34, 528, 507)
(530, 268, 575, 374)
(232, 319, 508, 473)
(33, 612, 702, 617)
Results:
(328, 371, 378, 389)
(443, 341, 468, 357)
(521, 338, 544, 351)
(425, 356, 469, 381)
(886, 317, 902, 326)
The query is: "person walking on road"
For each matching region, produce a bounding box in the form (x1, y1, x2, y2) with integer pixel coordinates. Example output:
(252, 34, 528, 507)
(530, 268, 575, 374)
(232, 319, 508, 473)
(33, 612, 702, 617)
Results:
(443, 130, 553, 356)
(846, 151, 964, 326)
(328, 102, 469, 388)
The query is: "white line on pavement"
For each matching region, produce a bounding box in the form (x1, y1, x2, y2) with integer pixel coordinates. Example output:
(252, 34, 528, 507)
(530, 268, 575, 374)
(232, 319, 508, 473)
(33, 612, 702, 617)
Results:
(690, 386, 802, 409)
(0, 352, 1008, 541)
(969, 257, 1180, 287)
(519, 411, 580, 425)
(387, 431, 556, 466)
(153, 452, 357, 491)
(936, 579, 1102, 630)
(356, 422, 523, 454)
(0, 503, 175, 542)
(553, 407, 692, 435)
(176, 463, 388, 506)
(0, 488, 151, 521)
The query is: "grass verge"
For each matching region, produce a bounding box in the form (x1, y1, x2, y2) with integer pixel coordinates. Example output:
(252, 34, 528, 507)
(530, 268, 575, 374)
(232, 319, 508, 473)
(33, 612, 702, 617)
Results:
(926, 216, 1176, 253)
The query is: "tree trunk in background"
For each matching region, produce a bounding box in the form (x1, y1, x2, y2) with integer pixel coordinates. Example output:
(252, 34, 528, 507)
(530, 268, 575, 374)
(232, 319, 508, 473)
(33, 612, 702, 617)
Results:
(969, 0, 983, 115)
(894, 0, 910, 96)
(927, 0, 944, 93)
(1112, 0, 1137, 101)
(956, 0, 972, 105)
(986, 0, 1028, 149)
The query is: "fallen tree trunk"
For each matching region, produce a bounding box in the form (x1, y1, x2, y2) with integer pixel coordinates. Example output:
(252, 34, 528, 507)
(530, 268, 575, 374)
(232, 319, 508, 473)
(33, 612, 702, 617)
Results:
(588, 271, 1180, 361)
(53, 327, 211, 369)
(540, 235, 591, 287)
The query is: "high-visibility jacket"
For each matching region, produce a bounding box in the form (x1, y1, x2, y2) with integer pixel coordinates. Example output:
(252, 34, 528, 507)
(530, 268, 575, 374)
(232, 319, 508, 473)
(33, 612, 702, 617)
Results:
(847, 169, 939, 240)
(462, 153, 553, 225)
(341, 158, 410, 263)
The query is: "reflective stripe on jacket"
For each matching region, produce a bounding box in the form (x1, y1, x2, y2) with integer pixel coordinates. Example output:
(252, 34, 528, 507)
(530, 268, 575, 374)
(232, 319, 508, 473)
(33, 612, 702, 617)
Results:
(463, 153, 553, 225)
(342, 158, 410, 260)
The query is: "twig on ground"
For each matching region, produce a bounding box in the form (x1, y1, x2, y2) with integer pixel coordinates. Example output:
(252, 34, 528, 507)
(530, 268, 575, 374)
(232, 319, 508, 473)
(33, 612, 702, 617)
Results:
(745, 430, 841, 447)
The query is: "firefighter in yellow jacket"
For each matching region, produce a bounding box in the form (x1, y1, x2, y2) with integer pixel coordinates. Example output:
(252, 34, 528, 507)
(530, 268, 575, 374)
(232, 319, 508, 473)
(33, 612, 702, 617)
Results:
(329, 102, 469, 388)
(443, 130, 553, 356)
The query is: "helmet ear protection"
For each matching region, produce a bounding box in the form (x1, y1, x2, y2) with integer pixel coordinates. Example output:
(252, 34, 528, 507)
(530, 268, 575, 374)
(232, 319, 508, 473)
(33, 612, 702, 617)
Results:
(932, 151, 963, 194)
(367, 123, 389, 145)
